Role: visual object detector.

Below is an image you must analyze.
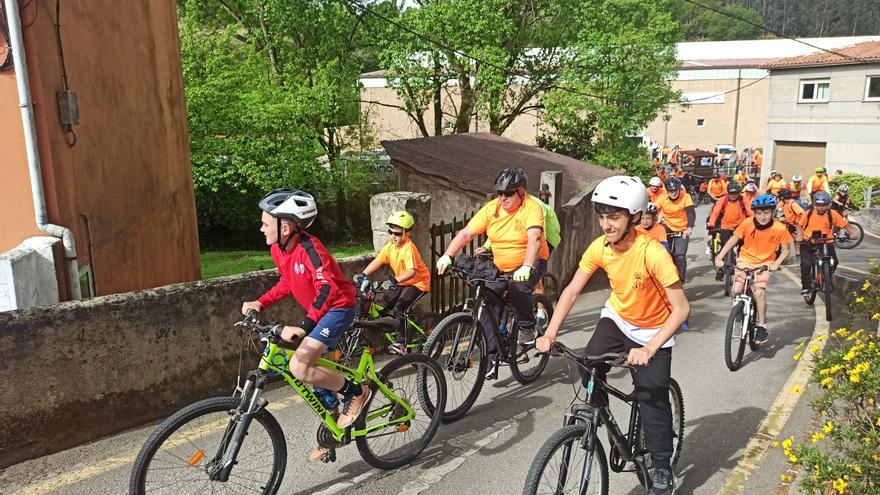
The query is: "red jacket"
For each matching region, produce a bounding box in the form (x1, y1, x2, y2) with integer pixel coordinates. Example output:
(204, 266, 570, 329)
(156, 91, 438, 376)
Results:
(257, 233, 356, 332)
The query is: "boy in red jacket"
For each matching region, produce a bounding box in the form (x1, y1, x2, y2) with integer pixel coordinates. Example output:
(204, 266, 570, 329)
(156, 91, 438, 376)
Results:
(241, 189, 366, 461)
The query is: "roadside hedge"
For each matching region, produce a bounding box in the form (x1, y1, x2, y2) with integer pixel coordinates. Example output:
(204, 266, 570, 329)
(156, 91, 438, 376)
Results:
(831, 173, 880, 209)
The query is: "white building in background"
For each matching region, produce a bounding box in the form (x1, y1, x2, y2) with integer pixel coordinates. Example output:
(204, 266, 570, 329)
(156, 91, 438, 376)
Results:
(760, 39, 880, 183)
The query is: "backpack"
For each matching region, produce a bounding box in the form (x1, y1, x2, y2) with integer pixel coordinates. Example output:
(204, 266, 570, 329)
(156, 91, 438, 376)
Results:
(530, 195, 561, 248)
(804, 206, 833, 237)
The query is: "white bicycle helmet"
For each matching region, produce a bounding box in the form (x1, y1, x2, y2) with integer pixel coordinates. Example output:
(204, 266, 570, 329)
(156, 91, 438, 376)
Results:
(259, 188, 317, 228)
(649, 176, 662, 187)
(592, 176, 648, 214)
(792, 174, 803, 182)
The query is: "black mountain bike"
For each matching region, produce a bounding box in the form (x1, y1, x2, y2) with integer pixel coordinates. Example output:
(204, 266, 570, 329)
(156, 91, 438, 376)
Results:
(802, 235, 836, 322)
(423, 261, 554, 422)
(523, 342, 684, 495)
(708, 228, 736, 296)
(832, 204, 863, 249)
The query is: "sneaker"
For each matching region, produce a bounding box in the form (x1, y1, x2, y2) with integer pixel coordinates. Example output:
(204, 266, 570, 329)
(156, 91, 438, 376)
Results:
(484, 359, 498, 380)
(754, 325, 768, 345)
(337, 384, 371, 428)
(715, 269, 724, 282)
(651, 466, 676, 495)
(518, 326, 537, 344)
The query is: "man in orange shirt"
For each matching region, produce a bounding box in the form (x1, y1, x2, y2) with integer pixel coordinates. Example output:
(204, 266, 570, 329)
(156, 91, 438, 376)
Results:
(707, 182, 752, 274)
(765, 171, 786, 196)
(537, 176, 689, 495)
(647, 176, 666, 203)
(655, 177, 695, 283)
(798, 191, 858, 299)
(707, 173, 727, 205)
(733, 167, 748, 185)
(357, 210, 430, 348)
(437, 167, 549, 379)
(715, 195, 791, 344)
(777, 188, 804, 257)
(807, 167, 832, 200)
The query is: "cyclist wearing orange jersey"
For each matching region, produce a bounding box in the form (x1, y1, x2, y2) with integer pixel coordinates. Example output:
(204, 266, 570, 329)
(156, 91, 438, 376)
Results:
(715, 195, 791, 344)
(742, 182, 758, 207)
(777, 188, 804, 257)
(765, 171, 786, 196)
(537, 176, 689, 495)
(647, 176, 666, 203)
(707, 182, 752, 276)
(733, 168, 748, 185)
(437, 167, 549, 379)
(807, 167, 832, 199)
(357, 210, 430, 347)
(798, 191, 857, 300)
(655, 177, 695, 283)
(707, 173, 728, 204)
(788, 174, 808, 204)
(637, 202, 668, 248)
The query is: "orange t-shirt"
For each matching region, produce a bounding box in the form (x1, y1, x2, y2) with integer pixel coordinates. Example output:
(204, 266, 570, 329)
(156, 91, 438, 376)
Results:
(766, 178, 787, 195)
(707, 179, 727, 197)
(699, 182, 708, 192)
(734, 173, 747, 184)
(708, 196, 752, 230)
(800, 207, 848, 243)
(647, 185, 666, 203)
(782, 200, 804, 226)
(656, 192, 694, 232)
(636, 223, 668, 245)
(578, 234, 680, 328)
(733, 219, 793, 265)
(375, 238, 431, 292)
(467, 195, 549, 272)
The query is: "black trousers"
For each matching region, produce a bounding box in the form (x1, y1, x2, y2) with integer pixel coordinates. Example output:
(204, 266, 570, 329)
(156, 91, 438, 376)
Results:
(478, 258, 546, 354)
(584, 318, 674, 468)
(382, 285, 426, 333)
(799, 242, 838, 290)
(664, 226, 689, 283)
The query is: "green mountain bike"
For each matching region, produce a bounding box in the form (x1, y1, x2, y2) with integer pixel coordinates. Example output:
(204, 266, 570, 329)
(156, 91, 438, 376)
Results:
(129, 311, 446, 494)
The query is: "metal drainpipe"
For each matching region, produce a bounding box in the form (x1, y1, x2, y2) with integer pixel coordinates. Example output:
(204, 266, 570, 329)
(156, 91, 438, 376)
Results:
(5, 0, 81, 299)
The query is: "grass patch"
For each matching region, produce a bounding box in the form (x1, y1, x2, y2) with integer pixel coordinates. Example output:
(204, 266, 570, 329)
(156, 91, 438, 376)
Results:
(201, 244, 374, 279)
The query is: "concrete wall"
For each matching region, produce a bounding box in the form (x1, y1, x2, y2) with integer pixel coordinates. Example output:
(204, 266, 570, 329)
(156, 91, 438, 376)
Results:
(0, 254, 371, 467)
(398, 165, 487, 224)
(764, 63, 880, 180)
(0, 237, 61, 311)
(0, 0, 200, 298)
(644, 71, 769, 151)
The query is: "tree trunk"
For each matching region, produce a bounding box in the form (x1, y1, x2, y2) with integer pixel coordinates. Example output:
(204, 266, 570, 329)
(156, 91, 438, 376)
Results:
(455, 72, 475, 134)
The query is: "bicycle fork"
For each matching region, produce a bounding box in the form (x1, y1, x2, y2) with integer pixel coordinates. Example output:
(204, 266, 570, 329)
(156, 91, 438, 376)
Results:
(213, 375, 268, 482)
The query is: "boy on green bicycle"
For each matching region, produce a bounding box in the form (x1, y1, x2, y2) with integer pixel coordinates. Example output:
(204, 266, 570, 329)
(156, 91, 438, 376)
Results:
(536, 176, 690, 495)
(241, 189, 369, 462)
(355, 210, 430, 347)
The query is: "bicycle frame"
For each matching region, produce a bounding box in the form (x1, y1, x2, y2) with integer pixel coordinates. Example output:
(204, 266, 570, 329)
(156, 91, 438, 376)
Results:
(572, 371, 645, 468)
(809, 242, 835, 292)
(731, 276, 755, 340)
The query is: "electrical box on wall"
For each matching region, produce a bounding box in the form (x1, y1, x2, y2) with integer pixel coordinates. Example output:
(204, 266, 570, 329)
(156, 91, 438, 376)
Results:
(57, 90, 80, 126)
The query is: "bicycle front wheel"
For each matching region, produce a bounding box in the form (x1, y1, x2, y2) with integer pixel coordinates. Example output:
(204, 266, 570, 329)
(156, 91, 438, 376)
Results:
(509, 295, 553, 384)
(822, 262, 833, 322)
(129, 397, 286, 495)
(522, 424, 608, 495)
(356, 352, 446, 470)
(541, 273, 560, 303)
(422, 312, 486, 423)
(723, 253, 734, 297)
(724, 301, 747, 371)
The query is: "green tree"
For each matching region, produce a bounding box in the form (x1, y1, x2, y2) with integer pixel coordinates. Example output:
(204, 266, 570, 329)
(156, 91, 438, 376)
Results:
(704, 4, 764, 41)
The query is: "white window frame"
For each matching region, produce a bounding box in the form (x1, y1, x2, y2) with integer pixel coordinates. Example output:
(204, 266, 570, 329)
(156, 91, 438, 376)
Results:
(798, 79, 830, 103)
(865, 75, 880, 101)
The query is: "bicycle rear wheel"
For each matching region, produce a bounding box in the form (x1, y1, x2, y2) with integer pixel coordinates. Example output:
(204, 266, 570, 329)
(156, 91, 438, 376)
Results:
(822, 262, 833, 322)
(541, 273, 560, 303)
(509, 295, 553, 384)
(522, 424, 608, 495)
(129, 397, 286, 495)
(422, 312, 486, 423)
(834, 222, 863, 249)
(356, 353, 446, 470)
(724, 301, 747, 371)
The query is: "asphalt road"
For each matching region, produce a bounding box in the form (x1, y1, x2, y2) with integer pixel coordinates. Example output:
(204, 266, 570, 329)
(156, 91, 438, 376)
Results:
(2, 205, 876, 495)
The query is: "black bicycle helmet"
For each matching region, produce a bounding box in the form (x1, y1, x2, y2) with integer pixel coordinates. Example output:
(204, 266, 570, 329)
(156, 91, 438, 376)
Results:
(777, 188, 792, 200)
(664, 177, 682, 191)
(727, 182, 742, 194)
(813, 191, 832, 206)
(493, 168, 527, 192)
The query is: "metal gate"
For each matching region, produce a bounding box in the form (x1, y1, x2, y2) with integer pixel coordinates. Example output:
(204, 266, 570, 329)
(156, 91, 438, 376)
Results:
(428, 213, 487, 317)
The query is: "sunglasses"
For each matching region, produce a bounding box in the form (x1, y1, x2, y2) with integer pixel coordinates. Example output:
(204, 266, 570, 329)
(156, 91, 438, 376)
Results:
(498, 190, 518, 197)
(387, 229, 404, 237)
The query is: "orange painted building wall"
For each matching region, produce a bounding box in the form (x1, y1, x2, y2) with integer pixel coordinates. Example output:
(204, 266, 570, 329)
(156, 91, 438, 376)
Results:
(0, 0, 200, 297)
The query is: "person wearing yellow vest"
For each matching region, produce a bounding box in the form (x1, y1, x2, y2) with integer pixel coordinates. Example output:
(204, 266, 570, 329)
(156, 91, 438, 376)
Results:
(437, 168, 549, 379)
(357, 211, 431, 346)
(765, 171, 786, 196)
(807, 167, 831, 200)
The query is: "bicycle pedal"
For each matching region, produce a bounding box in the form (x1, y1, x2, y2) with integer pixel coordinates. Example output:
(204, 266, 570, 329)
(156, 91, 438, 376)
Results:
(321, 449, 337, 463)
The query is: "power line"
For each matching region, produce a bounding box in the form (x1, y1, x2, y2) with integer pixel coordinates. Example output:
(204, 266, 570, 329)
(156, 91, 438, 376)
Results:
(681, 0, 870, 64)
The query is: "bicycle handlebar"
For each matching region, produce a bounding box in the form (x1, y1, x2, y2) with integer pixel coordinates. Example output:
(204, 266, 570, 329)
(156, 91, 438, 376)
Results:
(235, 310, 300, 347)
(722, 263, 771, 275)
(538, 341, 630, 371)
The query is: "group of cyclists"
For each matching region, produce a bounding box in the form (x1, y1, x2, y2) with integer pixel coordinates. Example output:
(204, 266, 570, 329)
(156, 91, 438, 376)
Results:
(236, 162, 860, 494)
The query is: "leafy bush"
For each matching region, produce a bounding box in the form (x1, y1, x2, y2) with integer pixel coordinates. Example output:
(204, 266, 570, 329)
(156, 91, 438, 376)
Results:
(779, 260, 880, 495)
(831, 173, 880, 209)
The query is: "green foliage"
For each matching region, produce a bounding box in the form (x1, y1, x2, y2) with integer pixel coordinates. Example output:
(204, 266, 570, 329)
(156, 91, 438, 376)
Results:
(831, 173, 880, 210)
(703, 4, 764, 41)
(778, 261, 880, 495)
